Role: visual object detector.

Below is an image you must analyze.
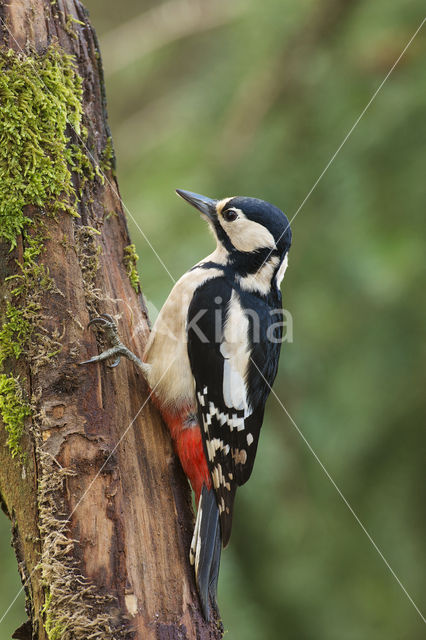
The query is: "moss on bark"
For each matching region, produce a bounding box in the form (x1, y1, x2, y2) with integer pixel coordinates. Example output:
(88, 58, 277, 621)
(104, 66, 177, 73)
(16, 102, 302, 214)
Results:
(123, 244, 140, 292)
(0, 374, 31, 460)
(0, 45, 101, 458)
(0, 45, 86, 246)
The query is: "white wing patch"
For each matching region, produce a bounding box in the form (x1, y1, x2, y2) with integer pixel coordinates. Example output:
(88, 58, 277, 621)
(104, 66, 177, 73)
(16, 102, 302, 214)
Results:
(220, 291, 252, 417)
(221, 350, 246, 411)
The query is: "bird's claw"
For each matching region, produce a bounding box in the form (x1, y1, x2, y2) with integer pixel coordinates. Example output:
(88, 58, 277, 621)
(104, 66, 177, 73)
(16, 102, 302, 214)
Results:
(108, 356, 121, 368)
(87, 313, 116, 327)
(87, 313, 117, 333)
(79, 313, 149, 376)
(79, 314, 124, 367)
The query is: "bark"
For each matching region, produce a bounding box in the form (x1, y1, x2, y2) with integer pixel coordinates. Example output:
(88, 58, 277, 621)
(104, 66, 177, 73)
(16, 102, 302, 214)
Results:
(0, 1, 222, 638)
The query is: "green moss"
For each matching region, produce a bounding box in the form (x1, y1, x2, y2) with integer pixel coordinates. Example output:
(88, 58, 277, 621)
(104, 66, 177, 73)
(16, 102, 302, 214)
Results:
(0, 45, 92, 248)
(0, 374, 31, 459)
(45, 615, 67, 640)
(42, 589, 68, 640)
(0, 229, 61, 372)
(123, 244, 140, 292)
(69, 143, 105, 194)
(0, 303, 33, 368)
(69, 143, 95, 179)
(64, 13, 85, 40)
(0, 46, 100, 376)
(100, 136, 115, 174)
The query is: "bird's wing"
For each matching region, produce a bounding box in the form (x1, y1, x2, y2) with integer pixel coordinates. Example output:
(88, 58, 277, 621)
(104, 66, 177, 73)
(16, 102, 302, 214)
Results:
(187, 278, 281, 546)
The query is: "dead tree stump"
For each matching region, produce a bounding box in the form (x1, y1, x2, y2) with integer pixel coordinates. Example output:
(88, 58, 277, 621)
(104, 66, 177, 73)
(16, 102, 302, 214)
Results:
(0, 1, 222, 638)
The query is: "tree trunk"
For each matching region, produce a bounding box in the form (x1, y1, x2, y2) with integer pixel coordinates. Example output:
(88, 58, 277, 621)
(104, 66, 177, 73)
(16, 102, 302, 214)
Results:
(0, 1, 222, 638)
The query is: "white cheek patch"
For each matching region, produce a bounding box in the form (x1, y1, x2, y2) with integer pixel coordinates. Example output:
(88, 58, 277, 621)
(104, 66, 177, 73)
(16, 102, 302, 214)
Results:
(219, 210, 276, 253)
(276, 254, 288, 288)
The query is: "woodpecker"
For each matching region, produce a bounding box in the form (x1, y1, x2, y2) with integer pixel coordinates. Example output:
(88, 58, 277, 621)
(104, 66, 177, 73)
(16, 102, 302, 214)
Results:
(81, 190, 292, 619)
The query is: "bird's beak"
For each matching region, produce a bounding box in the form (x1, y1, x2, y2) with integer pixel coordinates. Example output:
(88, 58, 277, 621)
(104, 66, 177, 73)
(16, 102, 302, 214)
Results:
(176, 189, 217, 222)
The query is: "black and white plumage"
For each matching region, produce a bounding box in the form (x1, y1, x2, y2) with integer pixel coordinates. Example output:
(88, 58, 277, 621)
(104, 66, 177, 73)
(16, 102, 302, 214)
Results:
(178, 190, 292, 616)
(187, 274, 282, 546)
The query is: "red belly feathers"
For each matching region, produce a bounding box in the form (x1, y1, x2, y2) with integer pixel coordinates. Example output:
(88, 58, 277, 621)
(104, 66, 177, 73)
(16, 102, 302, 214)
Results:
(151, 395, 211, 503)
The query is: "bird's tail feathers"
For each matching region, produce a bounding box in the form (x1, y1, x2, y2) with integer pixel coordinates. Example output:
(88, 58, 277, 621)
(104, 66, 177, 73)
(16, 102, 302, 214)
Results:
(190, 485, 221, 620)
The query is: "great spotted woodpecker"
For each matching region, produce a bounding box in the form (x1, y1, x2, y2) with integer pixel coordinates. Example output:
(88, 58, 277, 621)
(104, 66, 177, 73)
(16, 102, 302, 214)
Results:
(81, 190, 292, 619)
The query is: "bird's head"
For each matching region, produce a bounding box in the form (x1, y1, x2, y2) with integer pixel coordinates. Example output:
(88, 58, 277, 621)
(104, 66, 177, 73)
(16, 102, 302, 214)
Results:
(176, 189, 292, 290)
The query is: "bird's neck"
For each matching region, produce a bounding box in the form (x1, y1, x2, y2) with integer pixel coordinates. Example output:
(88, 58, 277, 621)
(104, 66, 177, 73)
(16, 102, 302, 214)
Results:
(198, 243, 285, 297)
(235, 254, 282, 297)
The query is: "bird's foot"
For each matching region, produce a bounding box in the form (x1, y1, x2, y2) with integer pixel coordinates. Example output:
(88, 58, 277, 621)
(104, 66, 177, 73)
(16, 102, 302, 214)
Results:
(79, 314, 127, 368)
(79, 314, 149, 376)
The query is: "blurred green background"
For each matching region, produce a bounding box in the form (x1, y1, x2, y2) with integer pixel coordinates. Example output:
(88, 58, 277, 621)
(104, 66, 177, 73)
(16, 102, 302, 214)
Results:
(1, 0, 425, 638)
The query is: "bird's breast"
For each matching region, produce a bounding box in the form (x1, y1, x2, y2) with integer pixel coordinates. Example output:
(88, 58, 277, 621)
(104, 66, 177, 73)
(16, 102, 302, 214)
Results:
(143, 264, 223, 410)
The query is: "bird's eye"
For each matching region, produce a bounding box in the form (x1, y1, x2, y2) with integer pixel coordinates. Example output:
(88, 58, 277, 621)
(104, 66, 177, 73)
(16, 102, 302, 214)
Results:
(223, 209, 238, 222)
